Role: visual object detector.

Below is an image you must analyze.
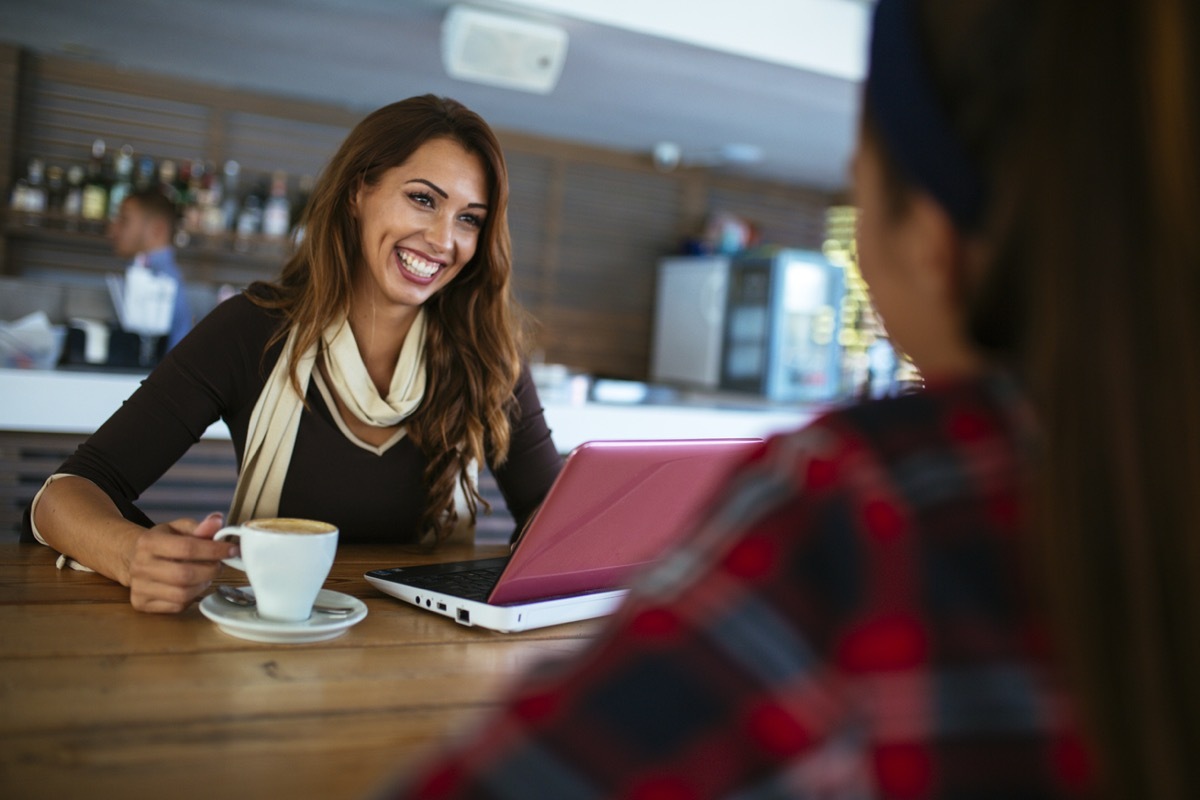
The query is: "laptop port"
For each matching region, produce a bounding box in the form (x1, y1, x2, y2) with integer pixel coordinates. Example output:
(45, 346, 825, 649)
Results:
(457, 608, 470, 623)
(436, 602, 447, 611)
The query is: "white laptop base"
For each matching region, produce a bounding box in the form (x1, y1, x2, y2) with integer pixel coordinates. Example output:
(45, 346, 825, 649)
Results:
(364, 567, 626, 633)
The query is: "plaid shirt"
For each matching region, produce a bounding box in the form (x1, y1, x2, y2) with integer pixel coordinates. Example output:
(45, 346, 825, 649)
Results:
(388, 373, 1094, 799)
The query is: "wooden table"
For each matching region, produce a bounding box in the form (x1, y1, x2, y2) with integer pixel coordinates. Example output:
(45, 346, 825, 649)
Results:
(0, 542, 600, 799)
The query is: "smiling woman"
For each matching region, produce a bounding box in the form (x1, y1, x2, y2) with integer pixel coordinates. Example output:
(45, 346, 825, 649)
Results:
(351, 139, 488, 324)
(26, 95, 564, 614)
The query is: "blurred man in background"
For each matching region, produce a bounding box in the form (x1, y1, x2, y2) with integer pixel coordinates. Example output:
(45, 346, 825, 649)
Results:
(108, 188, 191, 351)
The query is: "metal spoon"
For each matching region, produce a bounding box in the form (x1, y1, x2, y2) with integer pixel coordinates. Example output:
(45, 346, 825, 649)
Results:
(215, 585, 355, 617)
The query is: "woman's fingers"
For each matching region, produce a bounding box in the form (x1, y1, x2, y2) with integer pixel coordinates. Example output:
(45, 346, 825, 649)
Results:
(125, 522, 233, 613)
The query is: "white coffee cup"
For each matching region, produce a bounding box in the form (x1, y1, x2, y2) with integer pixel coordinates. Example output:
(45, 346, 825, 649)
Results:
(214, 518, 339, 622)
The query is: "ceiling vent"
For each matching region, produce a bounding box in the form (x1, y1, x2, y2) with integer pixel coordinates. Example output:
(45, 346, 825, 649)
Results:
(442, 6, 569, 95)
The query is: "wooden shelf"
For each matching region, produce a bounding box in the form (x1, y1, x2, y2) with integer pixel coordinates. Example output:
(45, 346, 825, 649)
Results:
(4, 214, 294, 267)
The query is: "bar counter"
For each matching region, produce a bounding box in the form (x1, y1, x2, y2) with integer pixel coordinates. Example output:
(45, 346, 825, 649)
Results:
(0, 366, 815, 450)
(0, 541, 602, 799)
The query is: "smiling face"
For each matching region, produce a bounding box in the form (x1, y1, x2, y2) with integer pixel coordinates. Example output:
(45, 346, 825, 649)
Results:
(351, 137, 489, 319)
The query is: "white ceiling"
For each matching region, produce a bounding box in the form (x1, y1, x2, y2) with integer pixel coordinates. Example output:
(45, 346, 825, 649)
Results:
(0, 0, 868, 191)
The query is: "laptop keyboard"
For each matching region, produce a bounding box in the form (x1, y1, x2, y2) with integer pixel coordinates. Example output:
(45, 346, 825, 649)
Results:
(398, 566, 503, 601)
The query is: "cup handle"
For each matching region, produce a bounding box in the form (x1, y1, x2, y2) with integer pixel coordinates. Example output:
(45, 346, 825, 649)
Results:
(212, 527, 247, 571)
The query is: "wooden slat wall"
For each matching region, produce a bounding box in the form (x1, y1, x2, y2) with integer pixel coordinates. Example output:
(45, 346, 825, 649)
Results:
(540, 162, 680, 377)
(21, 77, 210, 166)
(0, 44, 22, 270)
(222, 110, 351, 183)
(505, 149, 556, 315)
(0, 432, 239, 541)
(3, 50, 836, 380)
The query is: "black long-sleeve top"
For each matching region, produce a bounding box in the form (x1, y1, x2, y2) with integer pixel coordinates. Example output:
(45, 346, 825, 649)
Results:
(23, 290, 562, 544)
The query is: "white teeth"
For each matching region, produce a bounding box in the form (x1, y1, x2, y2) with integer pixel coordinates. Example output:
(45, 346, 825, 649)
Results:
(397, 249, 439, 278)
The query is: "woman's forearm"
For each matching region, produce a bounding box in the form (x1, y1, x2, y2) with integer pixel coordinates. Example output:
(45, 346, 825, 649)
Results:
(33, 476, 146, 586)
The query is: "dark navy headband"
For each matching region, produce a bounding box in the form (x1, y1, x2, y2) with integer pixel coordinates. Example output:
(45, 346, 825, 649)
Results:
(866, 0, 986, 229)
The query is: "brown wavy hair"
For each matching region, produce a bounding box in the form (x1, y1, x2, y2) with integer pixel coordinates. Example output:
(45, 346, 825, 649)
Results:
(869, 0, 1200, 795)
(251, 95, 524, 545)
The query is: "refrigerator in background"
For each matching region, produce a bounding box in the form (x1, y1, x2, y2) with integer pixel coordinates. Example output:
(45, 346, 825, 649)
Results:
(649, 255, 730, 390)
(719, 249, 845, 404)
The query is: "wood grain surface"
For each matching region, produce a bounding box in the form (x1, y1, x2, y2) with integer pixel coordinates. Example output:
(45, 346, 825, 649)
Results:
(0, 542, 599, 799)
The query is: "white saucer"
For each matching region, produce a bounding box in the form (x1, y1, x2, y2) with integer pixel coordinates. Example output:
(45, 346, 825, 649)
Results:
(200, 587, 368, 643)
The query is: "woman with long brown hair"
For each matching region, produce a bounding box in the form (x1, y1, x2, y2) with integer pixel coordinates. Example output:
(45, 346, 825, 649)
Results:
(381, 1, 1199, 797)
(26, 95, 562, 613)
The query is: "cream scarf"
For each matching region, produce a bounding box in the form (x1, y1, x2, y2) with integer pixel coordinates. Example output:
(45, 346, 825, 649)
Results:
(229, 309, 475, 540)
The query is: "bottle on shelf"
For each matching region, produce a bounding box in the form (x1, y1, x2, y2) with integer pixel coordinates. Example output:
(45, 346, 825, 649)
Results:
(235, 182, 264, 248)
(199, 164, 226, 236)
(8, 173, 29, 213)
(219, 160, 241, 233)
(290, 173, 314, 241)
(8, 157, 48, 220)
(62, 164, 85, 229)
(170, 159, 200, 247)
(261, 170, 291, 239)
(45, 164, 65, 216)
(181, 159, 206, 235)
(107, 144, 135, 221)
(157, 159, 180, 209)
(6, 138, 313, 259)
(134, 154, 156, 193)
(28, 158, 47, 214)
(175, 159, 194, 208)
(80, 139, 110, 230)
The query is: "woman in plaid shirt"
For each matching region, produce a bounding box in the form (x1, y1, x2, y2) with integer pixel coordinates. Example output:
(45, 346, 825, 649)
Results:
(383, 0, 1199, 797)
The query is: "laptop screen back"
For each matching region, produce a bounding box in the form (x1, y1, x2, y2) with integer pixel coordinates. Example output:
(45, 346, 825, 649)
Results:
(489, 438, 760, 605)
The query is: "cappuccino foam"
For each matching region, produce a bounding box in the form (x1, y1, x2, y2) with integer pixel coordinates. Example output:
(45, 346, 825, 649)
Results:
(245, 518, 337, 535)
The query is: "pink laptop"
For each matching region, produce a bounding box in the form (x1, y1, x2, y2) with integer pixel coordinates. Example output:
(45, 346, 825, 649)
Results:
(364, 438, 760, 632)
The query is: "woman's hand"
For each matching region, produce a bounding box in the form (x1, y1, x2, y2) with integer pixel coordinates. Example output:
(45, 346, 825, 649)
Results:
(124, 512, 235, 613)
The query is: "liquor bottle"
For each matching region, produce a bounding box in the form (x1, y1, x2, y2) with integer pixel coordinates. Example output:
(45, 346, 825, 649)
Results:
(219, 160, 241, 232)
(30, 158, 48, 211)
(199, 165, 226, 236)
(233, 194, 262, 252)
(107, 144, 134, 220)
(261, 170, 291, 239)
(8, 172, 29, 212)
(234, 177, 265, 253)
(170, 159, 199, 248)
(63, 164, 84, 229)
(181, 159, 205, 235)
(236, 187, 263, 238)
(45, 165, 66, 215)
(157, 159, 181, 208)
(134, 155, 156, 192)
(8, 157, 47, 226)
(80, 139, 109, 229)
(175, 159, 194, 208)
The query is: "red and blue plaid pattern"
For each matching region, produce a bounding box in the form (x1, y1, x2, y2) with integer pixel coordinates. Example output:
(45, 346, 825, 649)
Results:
(390, 374, 1094, 799)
